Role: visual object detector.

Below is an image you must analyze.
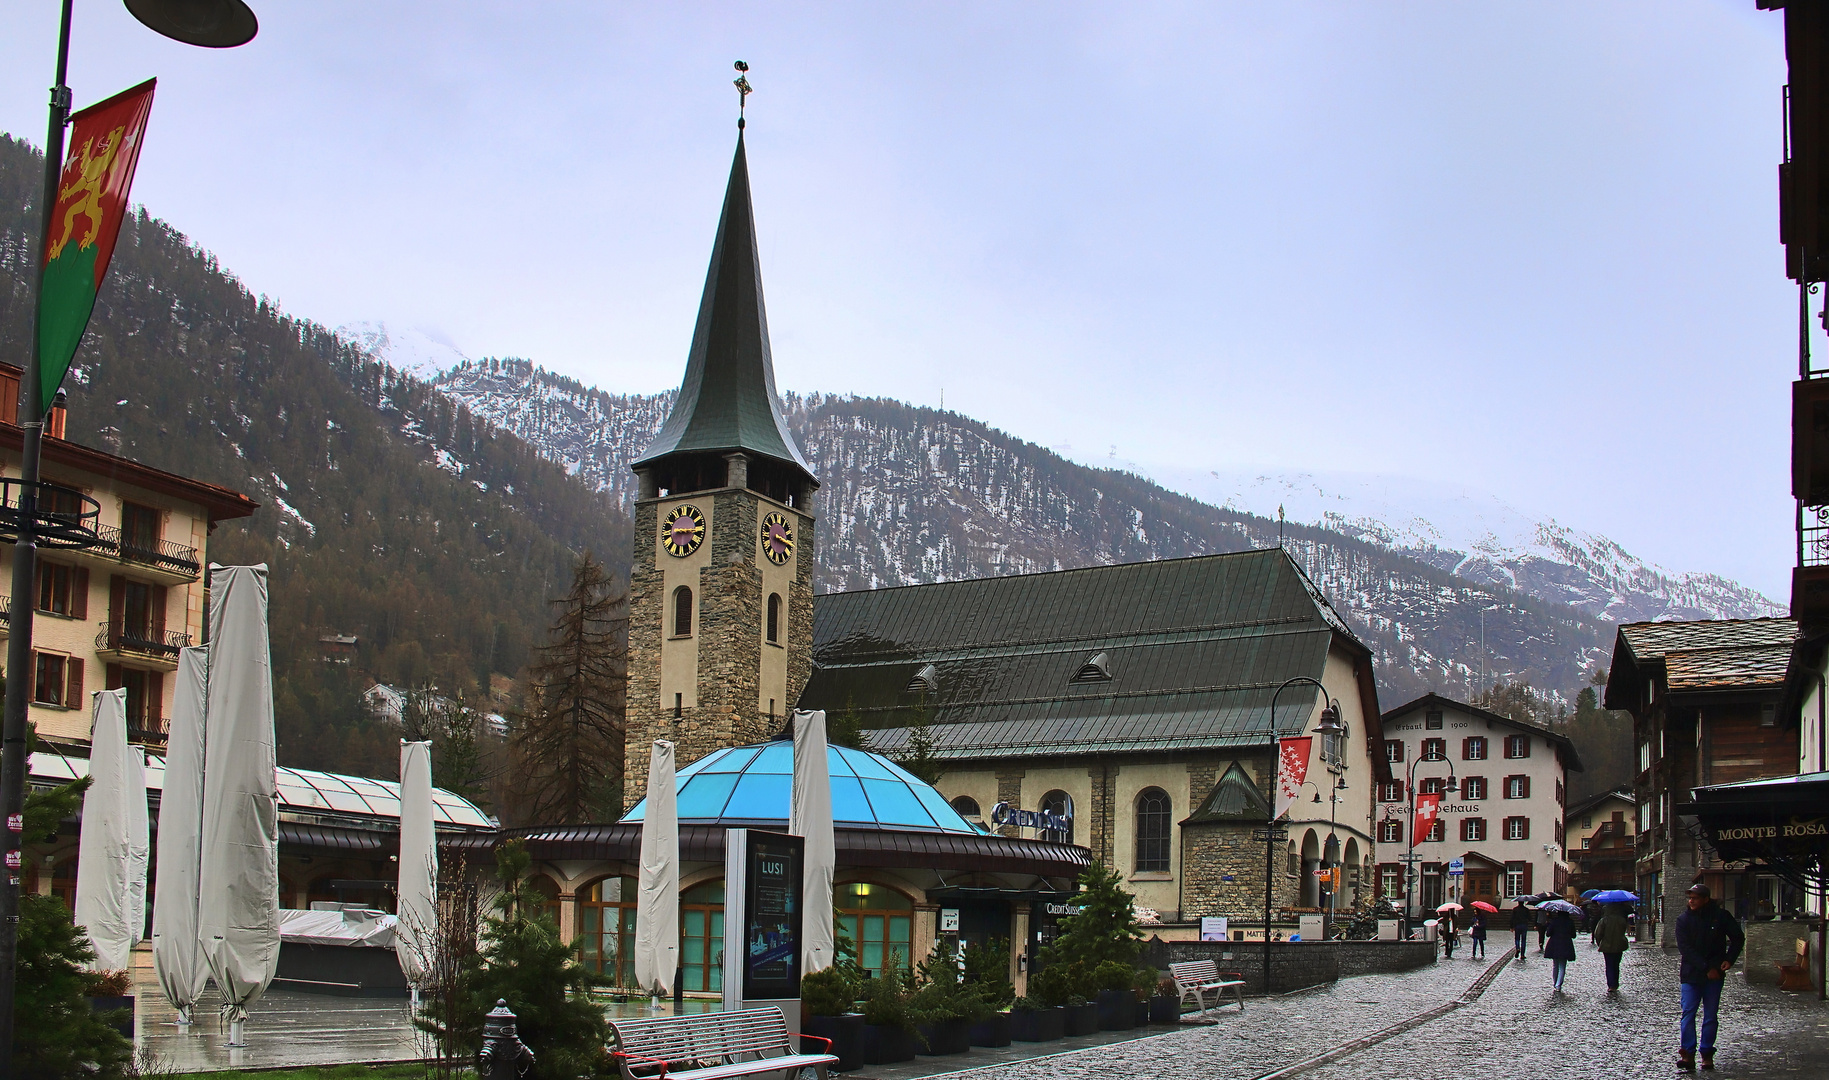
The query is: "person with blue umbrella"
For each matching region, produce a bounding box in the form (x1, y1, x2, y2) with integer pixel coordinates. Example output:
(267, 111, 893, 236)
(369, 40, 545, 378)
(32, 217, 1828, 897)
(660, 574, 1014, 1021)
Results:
(1592, 895, 1634, 993)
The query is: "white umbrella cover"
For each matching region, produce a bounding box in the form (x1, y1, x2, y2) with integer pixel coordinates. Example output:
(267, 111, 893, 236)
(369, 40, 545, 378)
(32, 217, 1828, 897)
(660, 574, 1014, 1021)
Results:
(395, 739, 438, 1001)
(790, 709, 835, 974)
(153, 646, 211, 1021)
(198, 564, 281, 1043)
(634, 740, 678, 999)
(74, 689, 145, 971)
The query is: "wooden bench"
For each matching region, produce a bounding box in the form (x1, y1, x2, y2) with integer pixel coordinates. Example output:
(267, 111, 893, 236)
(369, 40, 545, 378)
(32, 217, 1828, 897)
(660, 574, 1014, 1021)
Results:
(609, 1007, 838, 1080)
(1169, 959, 1246, 1015)
(1778, 939, 1814, 992)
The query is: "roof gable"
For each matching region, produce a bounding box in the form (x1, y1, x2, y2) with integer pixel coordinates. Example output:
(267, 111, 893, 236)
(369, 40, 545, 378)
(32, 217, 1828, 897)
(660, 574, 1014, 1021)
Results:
(1606, 618, 1798, 708)
(1382, 692, 1584, 772)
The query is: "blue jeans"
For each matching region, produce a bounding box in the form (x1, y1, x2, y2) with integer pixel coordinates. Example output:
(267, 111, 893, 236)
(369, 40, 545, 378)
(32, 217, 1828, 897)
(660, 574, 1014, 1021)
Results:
(1603, 951, 1622, 989)
(1514, 927, 1528, 956)
(1552, 959, 1568, 989)
(1681, 979, 1724, 1053)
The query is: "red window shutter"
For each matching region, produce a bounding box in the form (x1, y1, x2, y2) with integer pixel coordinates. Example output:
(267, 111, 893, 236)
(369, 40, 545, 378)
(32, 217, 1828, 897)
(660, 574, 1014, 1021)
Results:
(1521, 817, 1530, 840)
(1520, 737, 1531, 758)
(108, 574, 125, 630)
(148, 671, 165, 722)
(1520, 776, 1531, 799)
(152, 584, 168, 637)
(105, 662, 122, 690)
(1462, 737, 1472, 760)
(66, 657, 84, 709)
(71, 566, 88, 619)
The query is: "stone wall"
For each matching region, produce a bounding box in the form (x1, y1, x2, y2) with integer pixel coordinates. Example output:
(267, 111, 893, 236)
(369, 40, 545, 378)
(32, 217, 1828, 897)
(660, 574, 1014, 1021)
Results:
(1740, 919, 1821, 987)
(1142, 939, 1435, 995)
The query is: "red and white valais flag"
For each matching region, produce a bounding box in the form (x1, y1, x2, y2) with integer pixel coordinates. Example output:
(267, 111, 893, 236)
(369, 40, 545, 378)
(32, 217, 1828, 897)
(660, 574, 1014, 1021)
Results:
(1274, 737, 1312, 820)
(1413, 792, 1442, 846)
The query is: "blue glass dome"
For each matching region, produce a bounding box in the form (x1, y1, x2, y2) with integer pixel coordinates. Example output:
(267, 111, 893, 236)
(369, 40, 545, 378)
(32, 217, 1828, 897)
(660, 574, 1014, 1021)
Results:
(621, 741, 979, 834)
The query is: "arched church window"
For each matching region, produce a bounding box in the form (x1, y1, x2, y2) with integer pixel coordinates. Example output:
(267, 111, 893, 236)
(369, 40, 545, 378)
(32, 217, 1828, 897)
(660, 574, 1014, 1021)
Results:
(1040, 790, 1073, 844)
(1135, 787, 1171, 872)
(674, 586, 693, 637)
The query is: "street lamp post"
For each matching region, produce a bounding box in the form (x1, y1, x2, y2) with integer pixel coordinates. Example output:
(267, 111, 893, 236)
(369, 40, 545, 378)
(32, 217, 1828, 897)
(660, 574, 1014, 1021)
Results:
(0, 3, 256, 1070)
(1262, 677, 1341, 987)
(1402, 750, 1458, 926)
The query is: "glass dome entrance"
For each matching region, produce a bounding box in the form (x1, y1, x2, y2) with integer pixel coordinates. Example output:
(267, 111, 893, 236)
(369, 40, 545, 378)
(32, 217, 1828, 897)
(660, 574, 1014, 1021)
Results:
(621, 740, 979, 834)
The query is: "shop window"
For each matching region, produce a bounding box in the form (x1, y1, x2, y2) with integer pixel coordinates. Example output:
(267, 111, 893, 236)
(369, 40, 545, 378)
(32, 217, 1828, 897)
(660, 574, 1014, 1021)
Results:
(577, 876, 637, 987)
(837, 882, 912, 976)
(1134, 787, 1171, 873)
(673, 586, 693, 637)
(766, 593, 781, 644)
(680, 879, 727, 992)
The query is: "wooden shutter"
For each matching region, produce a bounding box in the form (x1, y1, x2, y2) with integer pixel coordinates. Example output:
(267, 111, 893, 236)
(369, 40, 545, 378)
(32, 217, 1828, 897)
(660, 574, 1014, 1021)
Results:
(65, 657, 83, 709)
(1522, 863, 1533, 893)
(108, 574, 125, 632)
(1520, 737, 1531, 758)
(148, 671, 165, 722)
(151, 584, 168, 638)
(105, 662, 122, 689)
(71, 566, 88, 619)
(1520, 775, 1531, 799)
(1520, 817, 1531, 839)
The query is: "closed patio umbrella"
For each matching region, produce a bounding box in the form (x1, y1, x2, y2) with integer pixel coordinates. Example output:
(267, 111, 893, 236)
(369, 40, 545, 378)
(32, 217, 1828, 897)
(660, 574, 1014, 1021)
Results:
(395, 739, 437, 1009)
(74, 689, 147, 972)
(634, 740, 679, 1003)
(153, 646, 209, 1023)
(790, 710, 835, 975)
(198, 565, 281, 1046)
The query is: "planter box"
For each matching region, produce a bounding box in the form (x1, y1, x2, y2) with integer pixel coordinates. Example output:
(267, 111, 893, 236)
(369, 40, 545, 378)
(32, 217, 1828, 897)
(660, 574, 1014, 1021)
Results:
(1150, 995, 1181, 1024)
(1010, 1007, 1064, 1042)
(1096, 989, 1135, 1031)
(862, 1024, 915, 1065)
(917, 1017, 971, 1056)
(88, 995, 134, 1039)
(1063, 1002, 1100, 1036)
(968, 1011, 1011, 1048)
(1133, 997, 1150, 1027)
(803, 1012, 864, 1072)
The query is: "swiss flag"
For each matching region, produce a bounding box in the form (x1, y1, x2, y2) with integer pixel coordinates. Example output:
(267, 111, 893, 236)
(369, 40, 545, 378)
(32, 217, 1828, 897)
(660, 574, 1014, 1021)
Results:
(1413, 792, 1442, 846)
(1274, 737, 1313, 819)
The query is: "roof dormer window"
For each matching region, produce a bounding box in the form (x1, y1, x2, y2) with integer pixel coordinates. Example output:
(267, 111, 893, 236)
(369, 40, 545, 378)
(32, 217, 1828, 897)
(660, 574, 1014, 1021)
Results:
(1071, 651, 1113, 684)
(906, 663, 938, 696)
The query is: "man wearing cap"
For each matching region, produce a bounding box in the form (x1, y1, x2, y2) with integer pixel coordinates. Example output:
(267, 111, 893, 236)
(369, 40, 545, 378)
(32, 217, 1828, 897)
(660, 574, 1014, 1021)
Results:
(1674, 882, 1744, 1071)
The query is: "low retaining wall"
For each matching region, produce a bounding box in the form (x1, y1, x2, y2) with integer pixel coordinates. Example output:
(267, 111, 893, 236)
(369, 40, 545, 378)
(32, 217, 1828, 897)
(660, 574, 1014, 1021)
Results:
(1141, 939, 1436, 995)
(1740, 919, 1824, 988)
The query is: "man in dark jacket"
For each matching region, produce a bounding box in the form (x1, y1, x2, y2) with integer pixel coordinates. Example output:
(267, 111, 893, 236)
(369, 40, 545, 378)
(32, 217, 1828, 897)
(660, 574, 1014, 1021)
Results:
(1510, 901, 1531, 960)
(1675, 883, 1745, 1071)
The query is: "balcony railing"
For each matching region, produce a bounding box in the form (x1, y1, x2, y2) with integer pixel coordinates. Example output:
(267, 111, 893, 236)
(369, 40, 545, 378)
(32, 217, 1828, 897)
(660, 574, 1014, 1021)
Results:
(92, 524, 201, 577)
(1802, 505, 1829, 568)
(129, 719, 168, 746)
(95, 622, 193, 661)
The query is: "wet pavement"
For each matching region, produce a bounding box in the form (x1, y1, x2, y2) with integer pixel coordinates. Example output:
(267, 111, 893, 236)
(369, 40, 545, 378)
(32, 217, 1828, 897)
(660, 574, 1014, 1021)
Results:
(128, 945, 1829, 1077)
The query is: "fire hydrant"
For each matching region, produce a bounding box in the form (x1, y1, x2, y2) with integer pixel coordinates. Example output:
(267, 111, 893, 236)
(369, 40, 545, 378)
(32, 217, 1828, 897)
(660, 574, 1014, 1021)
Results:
(477, 998, 535, 1080)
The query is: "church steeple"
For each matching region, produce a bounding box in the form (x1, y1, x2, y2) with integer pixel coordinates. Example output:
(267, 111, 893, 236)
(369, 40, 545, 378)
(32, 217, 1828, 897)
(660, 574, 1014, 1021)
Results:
(634, 132, 817, 503)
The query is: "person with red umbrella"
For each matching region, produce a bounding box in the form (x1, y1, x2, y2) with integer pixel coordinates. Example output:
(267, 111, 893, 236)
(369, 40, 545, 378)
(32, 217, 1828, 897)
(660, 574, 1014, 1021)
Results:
(1469, 900, 1498, 959)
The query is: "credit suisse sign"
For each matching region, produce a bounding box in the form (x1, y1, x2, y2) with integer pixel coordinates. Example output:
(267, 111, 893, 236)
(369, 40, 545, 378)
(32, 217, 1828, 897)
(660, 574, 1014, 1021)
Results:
(990, 801, 1073, 834)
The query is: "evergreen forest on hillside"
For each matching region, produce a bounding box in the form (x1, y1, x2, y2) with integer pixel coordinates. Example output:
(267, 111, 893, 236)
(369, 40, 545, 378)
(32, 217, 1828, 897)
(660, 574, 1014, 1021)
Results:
(0, 134, 628, 784)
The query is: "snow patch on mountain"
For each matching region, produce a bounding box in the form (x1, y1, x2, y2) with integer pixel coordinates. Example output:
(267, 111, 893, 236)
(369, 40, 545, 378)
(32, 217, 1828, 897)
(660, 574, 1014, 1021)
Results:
(339, 321, 469, 380)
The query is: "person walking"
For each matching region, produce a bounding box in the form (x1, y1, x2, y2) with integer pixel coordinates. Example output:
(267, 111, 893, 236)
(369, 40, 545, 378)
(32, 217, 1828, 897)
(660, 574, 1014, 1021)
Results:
(1675, 883, 1745, 1072)
(1469, 908, 1487, 959)
(1439, 910, 1458, 959)
(1544, 907, 1578, 991)
(1510, 901, 1531, 960)
(1535, 904, 1548, 952)
(1593, 902, 1630, 993)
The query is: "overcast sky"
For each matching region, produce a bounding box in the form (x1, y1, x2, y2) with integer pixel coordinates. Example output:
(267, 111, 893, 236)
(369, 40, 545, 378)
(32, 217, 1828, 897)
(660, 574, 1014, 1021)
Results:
(0, 2, 1804, 597)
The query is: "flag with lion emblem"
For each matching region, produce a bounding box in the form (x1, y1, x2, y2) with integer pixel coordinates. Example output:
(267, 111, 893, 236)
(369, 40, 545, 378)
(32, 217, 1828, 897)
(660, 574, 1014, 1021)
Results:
(36, 79, 155, 419)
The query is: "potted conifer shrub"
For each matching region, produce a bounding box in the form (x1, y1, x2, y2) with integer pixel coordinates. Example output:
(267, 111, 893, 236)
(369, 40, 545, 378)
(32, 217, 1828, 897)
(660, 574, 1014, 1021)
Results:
(85, 969, 135, 1039)
(1093, 960, 1136, 1030)
(1008, 996, 1064, 1042)
(800, 966, 864, 1071)
(963, 939, 1015, 1047)
(860, 958, 917, 1065)
(911, 942, 987, 1055)
(1034, 861, 1145, 1038)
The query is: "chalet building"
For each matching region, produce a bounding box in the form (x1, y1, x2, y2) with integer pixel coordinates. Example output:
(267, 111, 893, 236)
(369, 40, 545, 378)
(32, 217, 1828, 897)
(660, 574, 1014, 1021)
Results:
(1603, 618, 1802, 939)
(1372, 694, 1579, 917)
(798, 549, 1395, 940)
(0, 363, 257, 749)
(1567, 788, 1636, 895)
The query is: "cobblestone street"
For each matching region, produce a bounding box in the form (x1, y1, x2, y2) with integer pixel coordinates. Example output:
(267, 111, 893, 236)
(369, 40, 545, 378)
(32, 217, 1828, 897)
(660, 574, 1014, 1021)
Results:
(924, 947, 1829, 1080)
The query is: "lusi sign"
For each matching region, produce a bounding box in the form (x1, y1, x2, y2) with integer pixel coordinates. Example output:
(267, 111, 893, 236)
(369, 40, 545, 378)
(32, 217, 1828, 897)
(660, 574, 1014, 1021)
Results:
(990, 799, 1073, 834)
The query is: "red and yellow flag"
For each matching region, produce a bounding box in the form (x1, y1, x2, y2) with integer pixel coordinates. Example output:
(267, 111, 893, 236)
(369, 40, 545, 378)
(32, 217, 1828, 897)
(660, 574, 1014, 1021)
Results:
(37, 79, 156, 419)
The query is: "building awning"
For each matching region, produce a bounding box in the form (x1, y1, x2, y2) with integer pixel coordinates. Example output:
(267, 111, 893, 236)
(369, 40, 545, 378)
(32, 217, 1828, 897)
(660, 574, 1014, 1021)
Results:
(1676, 771, 1829, 889)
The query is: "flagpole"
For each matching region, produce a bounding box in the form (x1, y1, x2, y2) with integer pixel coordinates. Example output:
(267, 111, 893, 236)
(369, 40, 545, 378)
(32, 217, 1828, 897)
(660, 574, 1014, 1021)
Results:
(0, 1, 73, 1069)
(1262, 677, 1328, 990)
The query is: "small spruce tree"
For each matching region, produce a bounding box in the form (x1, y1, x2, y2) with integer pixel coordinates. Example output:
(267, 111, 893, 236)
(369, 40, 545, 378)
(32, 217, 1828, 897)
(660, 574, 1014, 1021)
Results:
(1035, 861, 1142, 1000)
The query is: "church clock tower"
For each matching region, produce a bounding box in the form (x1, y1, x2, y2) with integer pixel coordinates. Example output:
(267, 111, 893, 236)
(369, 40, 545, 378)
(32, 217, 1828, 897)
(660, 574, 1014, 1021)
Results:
(624, 129, 819, 808)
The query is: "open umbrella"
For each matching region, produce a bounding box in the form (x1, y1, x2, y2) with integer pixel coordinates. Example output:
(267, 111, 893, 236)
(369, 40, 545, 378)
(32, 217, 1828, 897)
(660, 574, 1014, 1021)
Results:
(1508, 895, 1538, 906)
(1436, 902, 1463, 912)
(1580, 889, 1602, 900)
(1471, 901, 1499, 913)
(1593, 889, 1639, 904)
(1538, 899, 1584, 916)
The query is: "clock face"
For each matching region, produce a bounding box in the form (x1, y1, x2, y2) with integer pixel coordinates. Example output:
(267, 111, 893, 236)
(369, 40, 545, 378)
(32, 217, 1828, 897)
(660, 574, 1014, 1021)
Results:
(662, 504, 706, 557)
(760, 512, 794, 565)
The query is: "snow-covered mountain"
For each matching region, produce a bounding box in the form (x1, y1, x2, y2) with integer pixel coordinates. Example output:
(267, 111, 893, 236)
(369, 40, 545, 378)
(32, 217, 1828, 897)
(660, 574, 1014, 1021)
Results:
(1136, 468, 1782, 624)
(337, 321, 470, 382)
(422, 357, 1689, 705)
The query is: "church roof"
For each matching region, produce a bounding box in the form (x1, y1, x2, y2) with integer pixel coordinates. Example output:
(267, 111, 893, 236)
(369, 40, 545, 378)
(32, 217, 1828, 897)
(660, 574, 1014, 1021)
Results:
(633, 133, 815, 484)
(1182, 761, 1271, 824)
(798, 548, 1387, 767)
